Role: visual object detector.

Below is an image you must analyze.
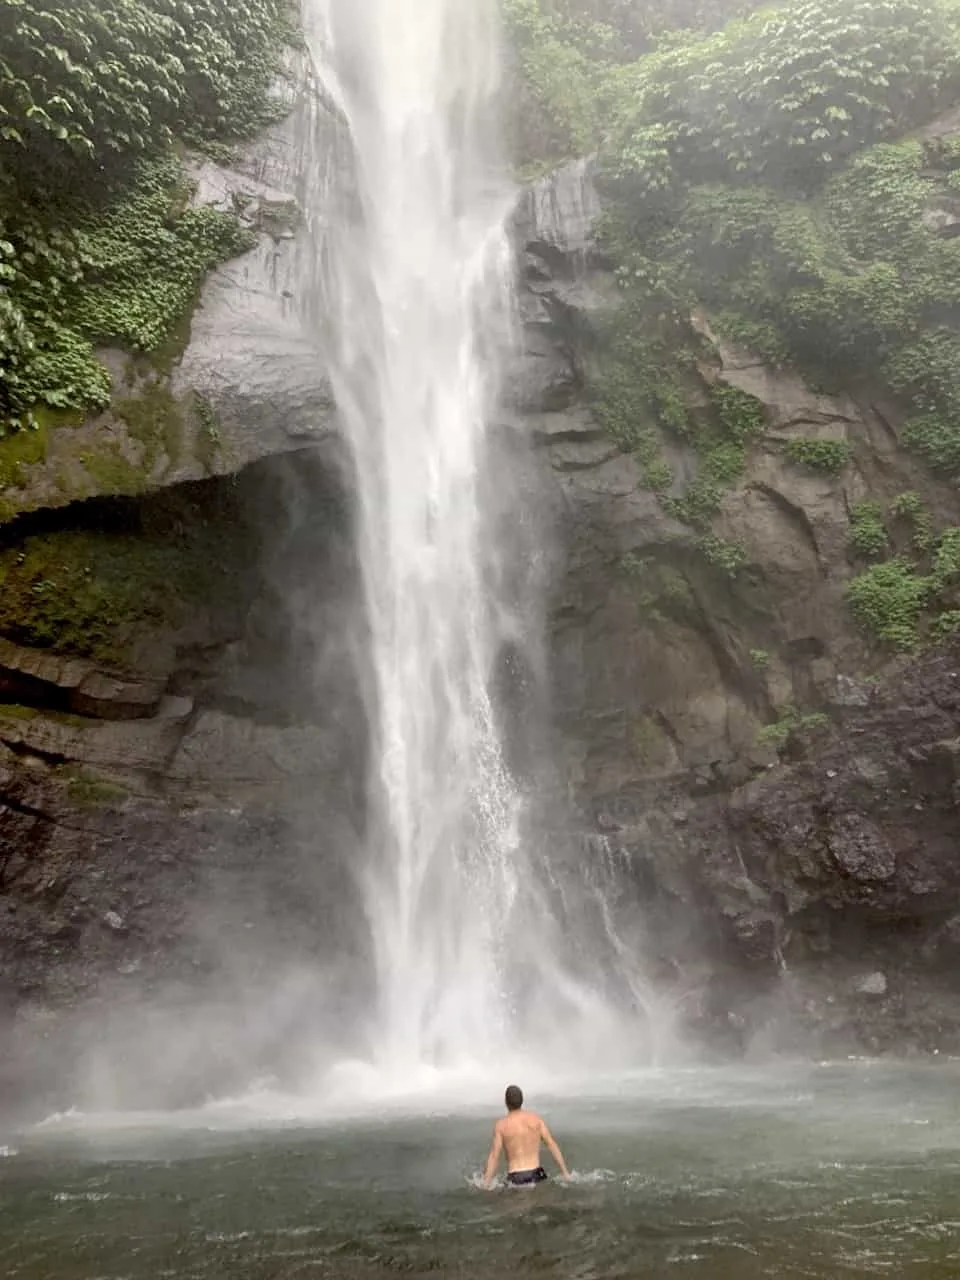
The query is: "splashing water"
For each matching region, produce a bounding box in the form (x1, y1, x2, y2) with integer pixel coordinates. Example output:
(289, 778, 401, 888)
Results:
(299, 0, 668, 1087)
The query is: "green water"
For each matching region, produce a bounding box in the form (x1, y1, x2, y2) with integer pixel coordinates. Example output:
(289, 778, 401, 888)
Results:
(3, 1062, 960, 1278)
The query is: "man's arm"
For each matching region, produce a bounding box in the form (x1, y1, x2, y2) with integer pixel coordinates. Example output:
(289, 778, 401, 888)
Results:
(540, 1119, 571, 1178)
(482, 1124, 504, 1187)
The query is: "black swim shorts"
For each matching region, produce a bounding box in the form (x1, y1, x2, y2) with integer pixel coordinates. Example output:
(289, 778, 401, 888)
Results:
(506, 1167, 547, 1186)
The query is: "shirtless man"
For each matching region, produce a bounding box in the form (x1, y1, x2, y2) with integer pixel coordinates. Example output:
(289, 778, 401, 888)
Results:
(482, 1085, 571, 1187)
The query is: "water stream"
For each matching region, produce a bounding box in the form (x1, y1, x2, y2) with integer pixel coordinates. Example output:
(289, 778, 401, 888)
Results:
(303, 0, 521, 1073)
(299, 0, 658, 1083)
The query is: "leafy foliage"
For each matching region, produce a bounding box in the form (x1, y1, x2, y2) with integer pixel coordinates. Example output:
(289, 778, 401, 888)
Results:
(891, 490, 934, 551)
(516, 0, 960, 651)
(785, 438, 851, 472)
(0, 0, 289, 439)
(602, 135, 960, 481)
(756, 704, 829, 749)
(711, 384, 766, 442)
(0, 525, 226, 663)
(1, 158, 252, 428)
(591, 310, 693, 454)
(695, 534, 747, 576)
(846, 526, 960, 648)
(608, 0, 960, 190)
(503, 0, 755, 161)
(847, 558, 930, 649)
(849, 502, 889, 559)
(0, 0, 290, 181)
(503, 0, 615, 160)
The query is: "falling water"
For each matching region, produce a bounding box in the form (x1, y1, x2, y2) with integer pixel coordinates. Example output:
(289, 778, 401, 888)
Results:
(298, 0, 670, 1085)
(302, 0, 525, 1072)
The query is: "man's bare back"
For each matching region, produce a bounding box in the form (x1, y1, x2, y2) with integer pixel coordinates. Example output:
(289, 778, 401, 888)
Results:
(482, 1085, 571, 1187)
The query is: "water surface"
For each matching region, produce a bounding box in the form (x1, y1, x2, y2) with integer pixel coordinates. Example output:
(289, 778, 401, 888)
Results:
(3, 1062, 960, 1277)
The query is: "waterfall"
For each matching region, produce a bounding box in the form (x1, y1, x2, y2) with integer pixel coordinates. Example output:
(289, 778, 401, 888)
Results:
(302, 0, 524, 1072)
(298, 0, 668, 1085)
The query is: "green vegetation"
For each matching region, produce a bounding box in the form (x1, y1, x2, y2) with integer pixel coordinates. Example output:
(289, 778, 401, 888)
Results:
(514, 0, 960, 586)
(695, 534, 747, 577)
(590, 304, 763, 565)
(0, 523, 238, 666)
(892, 490, 935, 551)
(0, 1, 290, 170)
(513, 0, 960, 527)
(0, 0, 290, 442)
(620, 553, 699, 625)
(0, 703, 39, 722)
(785, 438, 851, 473)
(847, 558, 931, 649)
(63, 769, 129, 811)
(932, 610, 960, 640)
(505, 0, 808, 164)
(194, 393, 224, 472)
(846, 525, 960, 649)
(756, 704, 829, 750)
(849, 502, 889, 559)
(608, 0, 960, 189)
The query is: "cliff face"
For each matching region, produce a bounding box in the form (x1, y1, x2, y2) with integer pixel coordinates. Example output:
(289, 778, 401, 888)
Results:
(0, 55, 339, 525)
(0, 68, 361, 1108)
(0, 454, 371, 1111)
(4, 105, 960, 1114)
(519, 153, 960, 1057)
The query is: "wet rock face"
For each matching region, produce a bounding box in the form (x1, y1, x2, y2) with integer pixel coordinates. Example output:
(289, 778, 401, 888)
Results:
(0, 638, 165, 721)
(516, 159, 960, 1056)
(570, 638, 960, 1058)
(0, 450, 373, 1115)
(6, 137, 960, 1100)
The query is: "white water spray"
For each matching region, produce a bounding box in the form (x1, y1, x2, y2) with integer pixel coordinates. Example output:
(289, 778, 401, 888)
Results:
(303, 0, 524, 1071)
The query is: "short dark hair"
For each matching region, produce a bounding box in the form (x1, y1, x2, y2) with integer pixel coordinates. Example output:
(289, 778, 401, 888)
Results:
(505, 1084, 523, 1111)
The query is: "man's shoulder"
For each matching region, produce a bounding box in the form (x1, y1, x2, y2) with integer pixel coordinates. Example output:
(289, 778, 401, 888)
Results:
(498, 1109, 546, 1130)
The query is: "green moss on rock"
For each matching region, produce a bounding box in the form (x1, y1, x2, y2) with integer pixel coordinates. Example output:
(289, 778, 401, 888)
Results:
(0, 524, 234, 668)
(631, 714, 672, 767)
(63, 768, 129, 810)
(114, 384, 186, 475)
(0, 703, 39, 722)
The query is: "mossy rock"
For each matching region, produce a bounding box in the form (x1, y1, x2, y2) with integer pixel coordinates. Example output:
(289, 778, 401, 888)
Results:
(0, 380, 219, 525)
(60, 767, 130, 811)
(0, 522, 240, 670)
(631, 715, 673, 768)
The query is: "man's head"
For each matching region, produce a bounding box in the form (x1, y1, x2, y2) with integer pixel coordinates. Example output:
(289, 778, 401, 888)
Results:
(505, 1084, 523, 1112)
